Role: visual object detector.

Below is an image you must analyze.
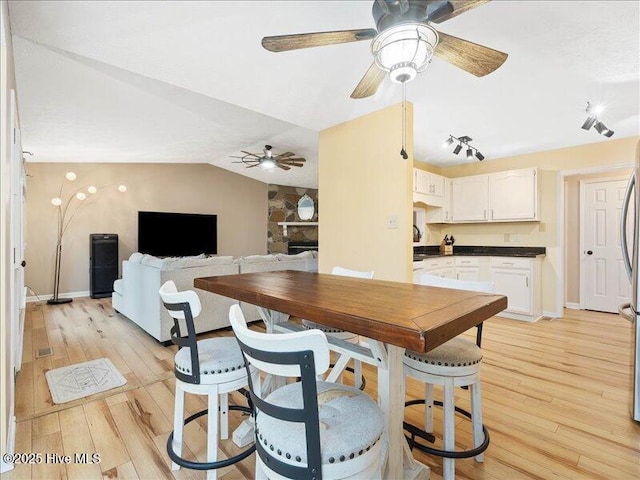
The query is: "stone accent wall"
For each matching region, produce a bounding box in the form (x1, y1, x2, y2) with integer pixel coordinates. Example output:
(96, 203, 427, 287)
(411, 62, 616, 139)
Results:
(268, 184, 318, 254)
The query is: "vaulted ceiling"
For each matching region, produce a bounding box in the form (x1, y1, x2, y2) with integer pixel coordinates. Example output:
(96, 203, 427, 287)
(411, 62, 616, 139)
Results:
(9, 1, 640, 188)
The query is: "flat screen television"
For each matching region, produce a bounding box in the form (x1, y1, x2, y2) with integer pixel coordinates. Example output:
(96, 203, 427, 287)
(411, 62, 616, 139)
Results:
(138, 211, 217, 257)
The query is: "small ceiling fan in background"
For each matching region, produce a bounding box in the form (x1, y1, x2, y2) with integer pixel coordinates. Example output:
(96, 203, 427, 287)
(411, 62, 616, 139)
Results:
(230, 145, 306, 170)
(262, 0, 508, 99)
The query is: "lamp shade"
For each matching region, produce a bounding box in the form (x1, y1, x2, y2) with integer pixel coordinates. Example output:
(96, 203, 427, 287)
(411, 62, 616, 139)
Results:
(87, 185, 98, 194)
(118, 184, 127, 192)
(65, 171, 76, 181)
(372, 23, 438, 83)
(51, 197, 62, 206)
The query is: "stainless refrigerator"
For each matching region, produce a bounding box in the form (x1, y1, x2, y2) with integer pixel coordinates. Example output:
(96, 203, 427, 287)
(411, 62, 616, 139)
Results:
(619, 140, 640, 422)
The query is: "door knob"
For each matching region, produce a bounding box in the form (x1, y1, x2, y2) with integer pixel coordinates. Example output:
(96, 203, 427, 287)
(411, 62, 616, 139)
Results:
(21, 260, 26, 267)
(586, 250, 593, 255)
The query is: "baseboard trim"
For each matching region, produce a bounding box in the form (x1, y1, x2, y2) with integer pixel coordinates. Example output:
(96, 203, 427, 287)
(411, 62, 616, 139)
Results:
(26, 291, 90, 303)
(0, 415, 17, 473)
(496, 311, 540, 323)
(564, 303, 581, 311)
(543, 310, 563, 318)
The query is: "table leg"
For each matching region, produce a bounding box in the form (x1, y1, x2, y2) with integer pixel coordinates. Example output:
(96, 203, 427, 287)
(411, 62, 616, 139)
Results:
(379, 344, 430, 480)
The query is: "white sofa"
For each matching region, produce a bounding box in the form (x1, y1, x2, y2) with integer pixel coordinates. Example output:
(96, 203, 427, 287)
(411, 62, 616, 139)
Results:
(112, 252, 317, 343)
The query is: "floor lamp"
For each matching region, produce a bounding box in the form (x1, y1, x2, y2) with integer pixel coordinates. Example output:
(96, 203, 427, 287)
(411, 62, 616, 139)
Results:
(47, 171, 127, 305)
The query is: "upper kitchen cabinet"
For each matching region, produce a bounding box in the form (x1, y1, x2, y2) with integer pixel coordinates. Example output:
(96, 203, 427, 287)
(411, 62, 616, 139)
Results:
(413, 169, 446, 207)
(451, 175, 489, 222)
(428, 168, 539, 224)
(489, 168, 538, 221)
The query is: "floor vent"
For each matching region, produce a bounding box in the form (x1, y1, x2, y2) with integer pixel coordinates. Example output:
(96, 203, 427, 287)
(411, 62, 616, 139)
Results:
(35, 347, 53, 358)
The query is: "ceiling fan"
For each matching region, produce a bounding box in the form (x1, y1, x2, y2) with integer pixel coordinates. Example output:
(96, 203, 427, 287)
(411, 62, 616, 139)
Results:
(262, 0, 508, 99)
(230, 145, 306, 171)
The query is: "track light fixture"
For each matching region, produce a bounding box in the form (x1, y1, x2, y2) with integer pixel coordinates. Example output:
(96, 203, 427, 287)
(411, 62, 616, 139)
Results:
(444, 135, 485, 161)
(581, 101, 614, 137)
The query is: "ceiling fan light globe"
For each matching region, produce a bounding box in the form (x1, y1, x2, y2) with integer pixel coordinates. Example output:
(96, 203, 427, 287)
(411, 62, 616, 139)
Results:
(372, 23, 437, 83)
(261, 159, 276, 170)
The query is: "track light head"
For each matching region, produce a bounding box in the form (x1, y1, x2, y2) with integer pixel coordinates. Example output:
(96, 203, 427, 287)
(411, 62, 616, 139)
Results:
(466, 148, 473, 160)
(475, 151, 485, 161)
(581, 115, 596, 131)
(442, 137, 454, 149)
(594, 121, 614, 137)
(453, 144, 462, 155)
(583, 101, 614, 137)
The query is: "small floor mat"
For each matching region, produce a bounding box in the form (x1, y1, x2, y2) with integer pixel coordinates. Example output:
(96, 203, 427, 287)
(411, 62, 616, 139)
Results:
(45, 358, 126, 404)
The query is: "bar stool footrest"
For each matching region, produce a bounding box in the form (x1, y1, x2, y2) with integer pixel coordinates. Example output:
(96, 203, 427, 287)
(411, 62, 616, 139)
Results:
(167, 405, 256, 470)
(403, 399, 490, 459)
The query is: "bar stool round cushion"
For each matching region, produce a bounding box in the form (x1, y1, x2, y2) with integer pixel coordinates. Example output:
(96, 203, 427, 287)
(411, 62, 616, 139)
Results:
(174, 337, 246, 381)
(255, 381, 384, 466)
(301, 320, 358, 340)
(404, 337, 482, 373)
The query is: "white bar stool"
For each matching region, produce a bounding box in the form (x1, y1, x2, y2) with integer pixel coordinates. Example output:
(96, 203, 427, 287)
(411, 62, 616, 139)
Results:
(403, 274, 493, 480)
(160, 281, 256, 480)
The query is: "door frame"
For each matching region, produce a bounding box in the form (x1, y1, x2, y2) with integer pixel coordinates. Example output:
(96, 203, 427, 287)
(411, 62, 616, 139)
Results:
(556, 164, 634, 316)
(578, 176, 630, 310)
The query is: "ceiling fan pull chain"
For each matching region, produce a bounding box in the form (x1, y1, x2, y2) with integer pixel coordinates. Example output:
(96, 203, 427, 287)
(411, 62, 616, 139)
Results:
(400, 81, 408, 160)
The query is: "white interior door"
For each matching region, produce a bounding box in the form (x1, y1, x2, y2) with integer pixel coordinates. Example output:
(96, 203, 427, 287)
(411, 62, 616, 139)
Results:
(8, 90, 25, 374)
(581, 179, 631, 313)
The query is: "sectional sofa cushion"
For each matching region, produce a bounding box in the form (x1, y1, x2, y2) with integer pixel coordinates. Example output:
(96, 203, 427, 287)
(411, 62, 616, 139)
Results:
(235, 254, 279, 264)
(275, 251, 314, 261)
(163, 255, 234, 270)
(129, 252, 144, 263)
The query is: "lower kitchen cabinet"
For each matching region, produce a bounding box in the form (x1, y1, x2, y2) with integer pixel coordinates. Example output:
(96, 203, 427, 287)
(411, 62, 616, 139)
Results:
(454, 256, 481, 281)
(490, 257, 542, 322)
(415, 255, 543, 322)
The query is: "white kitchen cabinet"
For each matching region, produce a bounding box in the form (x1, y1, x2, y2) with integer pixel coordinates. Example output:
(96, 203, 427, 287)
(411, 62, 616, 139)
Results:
(420, 257, 455, 281)
(425, 179, 452, 224)
(451, 175, 489, 222)
(454, 256, 481, 281)
(428, 267, 456, 279)
(414, 169, 446, 207)
(489, 168, 538, 221)
(490, 257, 542, 322)
(413, 261, 425, 283)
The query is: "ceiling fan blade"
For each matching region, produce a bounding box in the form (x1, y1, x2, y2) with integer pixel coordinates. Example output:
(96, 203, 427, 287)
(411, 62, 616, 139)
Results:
(241, 150, 261, 158)
(276, 164, 291, 171)
(275, 152, 295, 158)
(434, 31, 507, 77)
(431, 0, 491, 24)
(246, 163, 261, 168)
(350, 62, 386, 99)
(280, 158, 306, 163)
(262, 28, 377, 52)
(284, 163, 305, 168)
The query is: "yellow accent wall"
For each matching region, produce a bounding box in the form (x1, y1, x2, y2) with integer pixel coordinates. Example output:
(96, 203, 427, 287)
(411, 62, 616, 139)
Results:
(319, 103, 413, 282)
(417, 136, 639, 314)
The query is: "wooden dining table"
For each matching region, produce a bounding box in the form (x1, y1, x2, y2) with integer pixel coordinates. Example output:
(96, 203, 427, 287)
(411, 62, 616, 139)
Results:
(195, 270, 507, 480)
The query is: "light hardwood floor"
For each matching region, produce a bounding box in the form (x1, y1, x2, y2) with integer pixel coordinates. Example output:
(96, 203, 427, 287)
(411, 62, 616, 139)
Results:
(6, 298, 640, 479)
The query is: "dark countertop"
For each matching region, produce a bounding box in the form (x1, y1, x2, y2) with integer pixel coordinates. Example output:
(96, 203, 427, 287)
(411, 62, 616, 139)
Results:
(413, 245, 546, 261)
